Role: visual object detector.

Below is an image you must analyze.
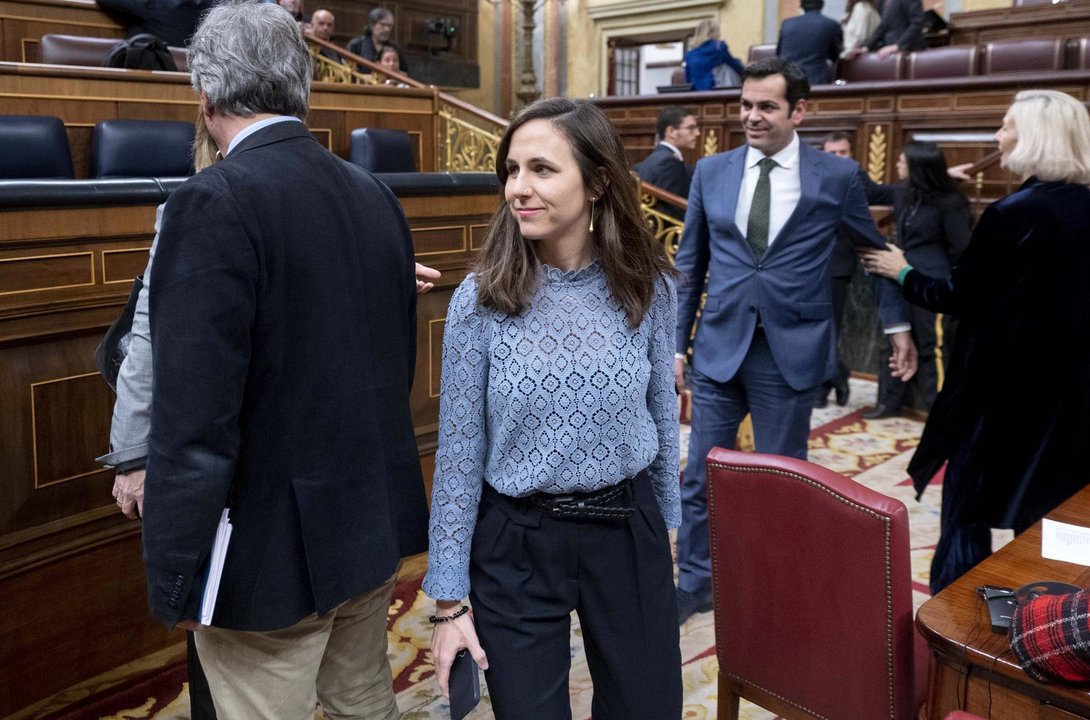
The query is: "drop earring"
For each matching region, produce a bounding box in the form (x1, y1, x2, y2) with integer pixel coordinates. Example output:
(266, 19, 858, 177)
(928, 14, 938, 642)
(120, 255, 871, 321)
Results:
(589, 197, 596, 232)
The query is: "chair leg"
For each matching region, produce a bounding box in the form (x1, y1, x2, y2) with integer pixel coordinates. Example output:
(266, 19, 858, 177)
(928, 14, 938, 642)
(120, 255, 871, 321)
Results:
(717, 674, 740, 720)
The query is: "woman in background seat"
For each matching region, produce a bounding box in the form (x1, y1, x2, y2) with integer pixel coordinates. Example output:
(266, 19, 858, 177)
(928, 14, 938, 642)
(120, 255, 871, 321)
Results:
(684, 19, 744, 90)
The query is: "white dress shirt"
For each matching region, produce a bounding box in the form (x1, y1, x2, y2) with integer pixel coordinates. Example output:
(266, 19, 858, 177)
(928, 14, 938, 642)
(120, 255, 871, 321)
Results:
(735, 132, 801, 248)
(659, 141, 684, 162)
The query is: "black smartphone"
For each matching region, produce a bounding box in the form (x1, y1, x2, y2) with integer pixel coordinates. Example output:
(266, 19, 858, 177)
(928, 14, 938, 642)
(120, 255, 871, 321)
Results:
(449, 649, 481, 720)
(978, 585, 1017, 633)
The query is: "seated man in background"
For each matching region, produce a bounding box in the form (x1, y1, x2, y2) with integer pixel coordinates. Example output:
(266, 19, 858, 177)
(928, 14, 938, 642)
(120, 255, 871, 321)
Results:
(634, 105, 700, 220)
(777, 0, 842, 86)
(348, 7, 407, 73)
(310, 9, 344, 63)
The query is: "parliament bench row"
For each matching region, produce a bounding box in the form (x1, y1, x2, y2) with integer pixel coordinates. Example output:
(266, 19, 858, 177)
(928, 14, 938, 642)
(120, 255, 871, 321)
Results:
(0, 115, 419, 179)
(747, 35, 1089, 83)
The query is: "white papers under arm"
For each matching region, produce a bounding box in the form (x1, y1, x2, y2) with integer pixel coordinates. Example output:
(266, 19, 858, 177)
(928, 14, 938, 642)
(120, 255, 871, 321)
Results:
(199, 508, 232, 626)
(1041, 518, 1090, 566)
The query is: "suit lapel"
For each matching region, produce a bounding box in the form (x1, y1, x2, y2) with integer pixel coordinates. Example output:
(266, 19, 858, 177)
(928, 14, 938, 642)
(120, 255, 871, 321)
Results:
(722, 150, 746, 237)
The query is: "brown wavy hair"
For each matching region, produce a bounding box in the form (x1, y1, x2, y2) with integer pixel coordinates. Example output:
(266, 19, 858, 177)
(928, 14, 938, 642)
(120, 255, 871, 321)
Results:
(474, 97, 675, 328)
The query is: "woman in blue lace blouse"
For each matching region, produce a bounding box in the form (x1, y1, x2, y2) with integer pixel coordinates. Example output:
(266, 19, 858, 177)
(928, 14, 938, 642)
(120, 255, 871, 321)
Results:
(425, 97, 682, 718)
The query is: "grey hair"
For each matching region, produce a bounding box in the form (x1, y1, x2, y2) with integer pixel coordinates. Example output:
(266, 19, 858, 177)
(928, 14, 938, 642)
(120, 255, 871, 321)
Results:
(369, 7, 393, 26)
(187, 0, 312, 118)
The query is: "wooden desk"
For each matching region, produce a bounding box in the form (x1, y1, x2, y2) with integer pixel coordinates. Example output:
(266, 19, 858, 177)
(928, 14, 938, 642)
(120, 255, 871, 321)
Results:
(916, 486, 1090, 720)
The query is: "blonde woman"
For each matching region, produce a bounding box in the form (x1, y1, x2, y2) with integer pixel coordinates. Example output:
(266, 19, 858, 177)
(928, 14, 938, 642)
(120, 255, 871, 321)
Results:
(684, 19, 744, 90)
(861, 90, 1090, 594)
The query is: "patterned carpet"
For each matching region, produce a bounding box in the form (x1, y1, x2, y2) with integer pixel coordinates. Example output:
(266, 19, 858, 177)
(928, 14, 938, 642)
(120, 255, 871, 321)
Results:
(59, 377, 986, 720)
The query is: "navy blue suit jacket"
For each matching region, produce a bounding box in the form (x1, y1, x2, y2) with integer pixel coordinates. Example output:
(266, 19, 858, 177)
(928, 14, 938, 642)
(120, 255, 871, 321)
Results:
(674, 140, 910, 391)
(144, 121, 429, 630)
(776, 10, 842, 86)
(634, 144, 691, 220)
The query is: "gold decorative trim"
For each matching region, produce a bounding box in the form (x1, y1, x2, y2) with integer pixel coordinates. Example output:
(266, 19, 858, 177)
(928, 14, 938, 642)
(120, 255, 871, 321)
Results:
(0, 91, 198, 106)
(438, 108, 501, 173)
(308, 127, 333, 151)
(638, 192, 685, 263)
(703, 128, 719, 157)
(101, 248, 149, 285)
(31, 372, 107, 489)
(427, 318, 446, 398)
(867, 125, 888, 183)
(469, 223, 489, 251)
(0, 251, 95, 296)
(412, 225, 468, 256)
(0, 13, 119, 30)
(407, 129, 425, 172)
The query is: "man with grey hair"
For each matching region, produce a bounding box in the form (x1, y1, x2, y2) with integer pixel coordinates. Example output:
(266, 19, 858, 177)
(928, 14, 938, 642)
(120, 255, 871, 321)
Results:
(140, 1, 428, 717)
(347, 6, 406, 72)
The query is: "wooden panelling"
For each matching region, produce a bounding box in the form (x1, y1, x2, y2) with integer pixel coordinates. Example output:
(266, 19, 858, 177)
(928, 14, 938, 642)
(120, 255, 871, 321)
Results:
(596, 70, 1090, 192)
(0, 62, 440, 174)
(0, 0, 121, 64)
(0, 183, 490, 717)
(949, 0, 1090, 45)
(0, 251, 92, 295)
(412, 224, 467, 257)
(101, 247, 148, 284)
(31, 372, 112, 487)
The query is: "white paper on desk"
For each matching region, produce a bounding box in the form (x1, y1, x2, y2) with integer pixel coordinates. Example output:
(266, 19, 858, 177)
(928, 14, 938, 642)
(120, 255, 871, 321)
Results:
(1042, 518, 1090, 566)
(199, 508, 232, 626)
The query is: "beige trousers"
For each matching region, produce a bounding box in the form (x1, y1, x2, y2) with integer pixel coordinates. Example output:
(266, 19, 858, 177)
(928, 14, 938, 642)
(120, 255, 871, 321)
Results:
(193, 572, 399, 720)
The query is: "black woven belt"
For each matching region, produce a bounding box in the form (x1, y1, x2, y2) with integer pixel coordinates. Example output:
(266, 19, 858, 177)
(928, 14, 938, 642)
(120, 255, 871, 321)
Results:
(527, 479, 635, 521)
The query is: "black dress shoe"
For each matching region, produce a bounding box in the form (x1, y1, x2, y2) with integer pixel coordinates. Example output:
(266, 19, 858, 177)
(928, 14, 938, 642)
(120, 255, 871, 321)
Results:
(834, 378, 850, 406)
(677, 588, 713, 625)
(813, 393, 829, 409)
(862, 403, 899, 420)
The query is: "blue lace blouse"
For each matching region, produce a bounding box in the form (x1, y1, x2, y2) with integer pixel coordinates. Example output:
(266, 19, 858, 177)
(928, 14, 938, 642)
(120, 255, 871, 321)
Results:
(422, 261, 681, 601)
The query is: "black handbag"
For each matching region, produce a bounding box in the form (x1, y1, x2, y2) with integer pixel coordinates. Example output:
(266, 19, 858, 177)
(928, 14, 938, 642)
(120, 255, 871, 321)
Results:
(95, 276, 143, 392)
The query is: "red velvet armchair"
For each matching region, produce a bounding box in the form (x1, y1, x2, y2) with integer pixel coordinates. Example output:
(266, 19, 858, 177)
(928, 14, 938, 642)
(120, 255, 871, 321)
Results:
(706, 448, 924, 720)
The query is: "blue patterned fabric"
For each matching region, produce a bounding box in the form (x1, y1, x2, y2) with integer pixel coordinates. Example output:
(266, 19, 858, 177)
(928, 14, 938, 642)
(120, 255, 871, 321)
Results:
(423, 261, 681, 600)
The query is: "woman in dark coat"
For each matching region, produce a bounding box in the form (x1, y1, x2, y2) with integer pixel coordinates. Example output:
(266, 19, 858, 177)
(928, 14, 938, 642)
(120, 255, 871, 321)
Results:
(861, 89, 1090, 594)
(867, 141, 972, 417)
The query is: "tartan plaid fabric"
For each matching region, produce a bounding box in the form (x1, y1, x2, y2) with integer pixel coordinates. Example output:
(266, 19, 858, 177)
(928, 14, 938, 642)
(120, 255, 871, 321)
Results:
(1010, 589, 1090, 684)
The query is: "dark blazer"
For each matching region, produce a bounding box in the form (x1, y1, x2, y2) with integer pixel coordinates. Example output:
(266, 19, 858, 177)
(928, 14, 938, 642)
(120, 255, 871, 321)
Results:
(887, 187, 971, 276)
(866, 0, 926, 52)
(776, 10, 843, 86)
(143, 121, 429, 631)
(684, 40, 744, 91)
(905, 178, 1090, 530)
(674, 140, 910, 391)
(95, 0, 214, 47)
(831, 169, 887, 278)
(634, 144, 691, 220)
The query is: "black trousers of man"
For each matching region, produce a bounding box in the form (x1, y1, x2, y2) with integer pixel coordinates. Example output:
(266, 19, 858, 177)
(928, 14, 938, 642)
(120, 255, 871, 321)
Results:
(469, 473, 682, 720)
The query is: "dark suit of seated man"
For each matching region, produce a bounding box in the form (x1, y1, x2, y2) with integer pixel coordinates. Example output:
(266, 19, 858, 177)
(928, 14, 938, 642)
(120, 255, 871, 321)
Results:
(142, 4, 428, 718)
(634, 105, 700, 220)
(672, 58, 917, 625)
(776, 0, 843, 86)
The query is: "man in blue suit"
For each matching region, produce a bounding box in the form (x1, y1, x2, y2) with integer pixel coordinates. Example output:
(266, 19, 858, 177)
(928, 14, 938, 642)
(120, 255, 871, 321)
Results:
(672, 58, 916, 624)
(776, 0, 842, 86)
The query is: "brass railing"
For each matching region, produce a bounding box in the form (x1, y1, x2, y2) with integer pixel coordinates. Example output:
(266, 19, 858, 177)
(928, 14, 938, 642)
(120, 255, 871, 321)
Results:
(635, 177, 686, 261)
(305, 35, 506, 173)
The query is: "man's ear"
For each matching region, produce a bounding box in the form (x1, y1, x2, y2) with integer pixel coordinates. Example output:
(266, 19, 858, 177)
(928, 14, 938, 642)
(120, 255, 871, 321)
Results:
(791, 98, 808, 126)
